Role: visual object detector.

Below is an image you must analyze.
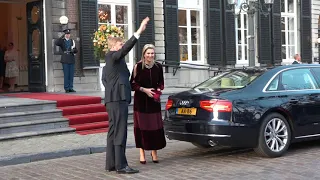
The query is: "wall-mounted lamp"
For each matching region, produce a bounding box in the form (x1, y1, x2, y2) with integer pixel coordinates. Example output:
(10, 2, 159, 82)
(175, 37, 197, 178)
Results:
(59, 16, 68, 31)
(59, 15, 68, 25)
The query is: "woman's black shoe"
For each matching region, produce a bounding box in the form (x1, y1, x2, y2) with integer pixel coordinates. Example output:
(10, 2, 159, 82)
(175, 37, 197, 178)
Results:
(140, 160, 146, 164)
(151, 153, 159, 163)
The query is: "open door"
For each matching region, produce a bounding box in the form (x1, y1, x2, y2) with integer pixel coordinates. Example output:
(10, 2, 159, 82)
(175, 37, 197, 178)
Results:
(27, 1, 45, 92)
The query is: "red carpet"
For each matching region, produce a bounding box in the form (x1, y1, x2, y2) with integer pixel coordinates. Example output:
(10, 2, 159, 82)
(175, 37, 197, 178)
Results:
(6, 93, 109, 135)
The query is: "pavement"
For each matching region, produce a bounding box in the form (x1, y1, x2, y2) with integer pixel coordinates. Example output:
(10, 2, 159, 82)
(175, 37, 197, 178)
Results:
(0, 88, 190, 166)
(1, 139, 320, 179)
(0, 126, 137, 166)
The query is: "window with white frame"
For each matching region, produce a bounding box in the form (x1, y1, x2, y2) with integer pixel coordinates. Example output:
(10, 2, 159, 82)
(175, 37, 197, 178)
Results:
(178, 0, 204, 63)
(281, 0, 298, 62)
(97, 0, 132, 64)
(235, 13, 249, 64)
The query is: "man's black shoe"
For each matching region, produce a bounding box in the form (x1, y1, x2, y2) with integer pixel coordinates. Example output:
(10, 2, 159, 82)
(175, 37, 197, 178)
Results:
(106, 167, 116, 172)
(69, 89, 76, 92)
(116, 166, 139, 174)
(65, 90, 70, 93)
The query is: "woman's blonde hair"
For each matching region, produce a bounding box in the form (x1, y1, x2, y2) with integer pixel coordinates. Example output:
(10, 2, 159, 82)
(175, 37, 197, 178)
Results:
(141, 44, 156, 69)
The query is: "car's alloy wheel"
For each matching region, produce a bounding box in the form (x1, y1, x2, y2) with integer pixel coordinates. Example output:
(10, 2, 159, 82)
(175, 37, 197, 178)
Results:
(254, 113, 291, 158)
(264, 118, 288, 152)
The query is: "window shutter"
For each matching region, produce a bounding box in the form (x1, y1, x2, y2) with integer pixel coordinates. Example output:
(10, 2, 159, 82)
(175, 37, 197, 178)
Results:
(207, 0, 223, 65)
(272, 0, 282, 65)
(79, 0, 99, 68)
(224, 1, 236, 65)
(135, 0, 155, 61)
(258, 0, 272, 65)
(164, 0, 179, 65)
(300, 0, 312, 63)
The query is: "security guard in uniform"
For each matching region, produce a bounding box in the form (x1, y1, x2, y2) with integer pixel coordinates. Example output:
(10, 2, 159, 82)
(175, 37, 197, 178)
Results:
(55, 29, 78, 93)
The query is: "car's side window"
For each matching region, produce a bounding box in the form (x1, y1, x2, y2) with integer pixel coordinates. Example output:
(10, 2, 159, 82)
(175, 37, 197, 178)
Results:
(266, 75, 279, 91)
(280, 68, 318, 90)
(311, 68, 320, 85)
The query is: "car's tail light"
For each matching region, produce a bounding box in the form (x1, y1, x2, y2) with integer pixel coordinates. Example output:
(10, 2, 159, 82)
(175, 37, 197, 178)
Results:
(166, 99, 173, 110)
(199, 99, 232, 112)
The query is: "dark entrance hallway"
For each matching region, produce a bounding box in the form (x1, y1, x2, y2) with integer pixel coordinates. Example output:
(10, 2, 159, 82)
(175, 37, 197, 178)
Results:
(0, 0, 45, 93)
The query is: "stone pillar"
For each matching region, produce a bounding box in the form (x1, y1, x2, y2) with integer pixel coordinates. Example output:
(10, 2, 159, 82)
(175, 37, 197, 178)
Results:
(50, 0, 67, 92)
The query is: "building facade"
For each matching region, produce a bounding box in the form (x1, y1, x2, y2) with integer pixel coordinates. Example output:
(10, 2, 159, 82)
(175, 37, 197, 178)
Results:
(10, 0, 317, 92)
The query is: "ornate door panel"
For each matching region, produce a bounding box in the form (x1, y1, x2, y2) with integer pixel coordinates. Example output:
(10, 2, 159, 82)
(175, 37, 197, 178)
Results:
(27, 1, 45, 92)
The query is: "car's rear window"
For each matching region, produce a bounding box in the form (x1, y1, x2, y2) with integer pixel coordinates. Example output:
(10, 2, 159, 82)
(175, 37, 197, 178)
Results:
(193, 70, 265, 90)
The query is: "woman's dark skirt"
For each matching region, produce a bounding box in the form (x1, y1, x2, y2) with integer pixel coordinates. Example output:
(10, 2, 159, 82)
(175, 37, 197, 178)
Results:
(133, 111, 166, 150)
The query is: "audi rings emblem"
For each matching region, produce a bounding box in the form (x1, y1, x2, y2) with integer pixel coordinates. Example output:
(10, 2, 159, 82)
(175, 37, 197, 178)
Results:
(179, 100, 190, 106)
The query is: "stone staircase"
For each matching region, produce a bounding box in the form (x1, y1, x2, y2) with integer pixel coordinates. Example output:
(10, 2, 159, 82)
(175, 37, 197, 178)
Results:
(0, 91, 175, 141)
(0, 100, 74, 141)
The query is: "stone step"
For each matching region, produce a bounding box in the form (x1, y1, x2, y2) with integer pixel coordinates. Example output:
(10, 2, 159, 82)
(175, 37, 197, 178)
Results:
(0, 101, 56, 114)
(0, 118, 70, 135)
(0, 109, 63, 124)
(0, 127, 75, 141)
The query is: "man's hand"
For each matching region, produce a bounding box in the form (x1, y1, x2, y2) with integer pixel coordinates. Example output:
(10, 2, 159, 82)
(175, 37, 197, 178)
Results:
(136, 17, 150, 35)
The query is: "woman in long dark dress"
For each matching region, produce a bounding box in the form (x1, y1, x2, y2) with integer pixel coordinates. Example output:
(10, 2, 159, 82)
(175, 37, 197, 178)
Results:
(130, 44, 166, 164)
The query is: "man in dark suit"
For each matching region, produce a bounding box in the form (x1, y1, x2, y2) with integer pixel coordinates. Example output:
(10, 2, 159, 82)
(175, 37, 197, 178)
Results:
(102, 17, 149, 174)
(55, 29, 78, 93)
(292, 54, 301, 64)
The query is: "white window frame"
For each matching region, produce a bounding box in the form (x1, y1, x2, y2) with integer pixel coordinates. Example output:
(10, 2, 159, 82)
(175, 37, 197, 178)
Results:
(97, 0, 133, 66)
(98, 0, 133, 91)
(178, 0, 205, 65)
(235, 12, 249, 66)
(281, 0, 298, 64)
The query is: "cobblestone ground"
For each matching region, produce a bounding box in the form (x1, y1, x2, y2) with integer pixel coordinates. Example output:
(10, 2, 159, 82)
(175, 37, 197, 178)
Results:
(1, 140, 320, 180)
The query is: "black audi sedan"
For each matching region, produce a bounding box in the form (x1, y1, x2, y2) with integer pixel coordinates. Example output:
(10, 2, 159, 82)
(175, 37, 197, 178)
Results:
(164, 64, 320, 158)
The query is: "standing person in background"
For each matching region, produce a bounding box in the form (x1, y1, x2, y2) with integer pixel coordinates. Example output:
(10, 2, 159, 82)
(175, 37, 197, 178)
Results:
(55, 29, 78, 93)
(130, 44, 166, 164)
(4, 43, 18, 92)
(102, 17, 150, 174)
(292, 54, 301, 64)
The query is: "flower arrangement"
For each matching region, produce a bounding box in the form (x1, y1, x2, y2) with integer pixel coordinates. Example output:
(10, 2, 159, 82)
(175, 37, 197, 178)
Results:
(92, 24, 125, 60)
(98, 10, 109, 23)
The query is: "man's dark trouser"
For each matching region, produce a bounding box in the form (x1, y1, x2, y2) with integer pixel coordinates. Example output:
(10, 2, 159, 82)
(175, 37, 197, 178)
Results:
(62, 63, 74, 91)
(105, 101, 129, 170)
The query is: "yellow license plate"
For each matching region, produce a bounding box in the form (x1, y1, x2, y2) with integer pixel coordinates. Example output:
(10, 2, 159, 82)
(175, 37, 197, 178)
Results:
(176, 108, 197, 115)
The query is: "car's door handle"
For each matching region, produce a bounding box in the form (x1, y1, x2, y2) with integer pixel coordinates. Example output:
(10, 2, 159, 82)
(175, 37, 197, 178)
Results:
(289, 99, 299, 104)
